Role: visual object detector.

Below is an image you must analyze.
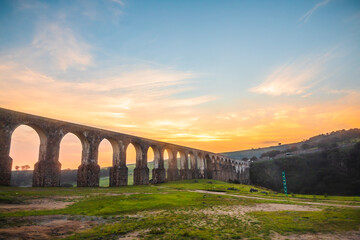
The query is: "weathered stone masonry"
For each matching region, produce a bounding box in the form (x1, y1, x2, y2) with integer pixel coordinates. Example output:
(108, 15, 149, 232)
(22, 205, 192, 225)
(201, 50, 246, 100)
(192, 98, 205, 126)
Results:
(0, 108, 250, 187)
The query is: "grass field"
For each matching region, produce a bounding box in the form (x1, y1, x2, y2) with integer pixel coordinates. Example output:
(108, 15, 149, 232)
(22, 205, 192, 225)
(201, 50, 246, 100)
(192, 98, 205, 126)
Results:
(0, 180, 359, 239)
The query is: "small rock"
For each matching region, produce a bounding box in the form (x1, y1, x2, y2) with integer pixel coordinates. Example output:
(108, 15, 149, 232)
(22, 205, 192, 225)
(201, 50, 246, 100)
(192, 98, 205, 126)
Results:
(250, 188, 258, 192)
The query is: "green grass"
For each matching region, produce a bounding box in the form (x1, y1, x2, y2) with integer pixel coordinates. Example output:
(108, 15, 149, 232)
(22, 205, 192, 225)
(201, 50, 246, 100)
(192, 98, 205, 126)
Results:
(1, 180, 359, 239)
(65, 207, 360, 240)
(250, 207, 360, 235)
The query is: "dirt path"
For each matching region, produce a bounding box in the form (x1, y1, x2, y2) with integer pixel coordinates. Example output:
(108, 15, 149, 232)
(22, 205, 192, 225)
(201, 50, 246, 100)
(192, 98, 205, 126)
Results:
(192, 190, 360, 208)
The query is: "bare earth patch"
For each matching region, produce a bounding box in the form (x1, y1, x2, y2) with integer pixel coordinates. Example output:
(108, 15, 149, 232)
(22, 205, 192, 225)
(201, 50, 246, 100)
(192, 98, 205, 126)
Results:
(118, 230, 149, 240)
(174, 203, 320, 218)
(271, 230, 360, 240)
(0, 215, 96, 240)
(202, 203, 320, 216)
(192, 190, 360, 208)
(0, 198, 79, 212)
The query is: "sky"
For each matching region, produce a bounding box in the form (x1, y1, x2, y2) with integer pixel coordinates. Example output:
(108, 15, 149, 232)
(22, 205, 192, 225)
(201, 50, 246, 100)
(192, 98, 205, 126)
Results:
(1, 0, 360, 169)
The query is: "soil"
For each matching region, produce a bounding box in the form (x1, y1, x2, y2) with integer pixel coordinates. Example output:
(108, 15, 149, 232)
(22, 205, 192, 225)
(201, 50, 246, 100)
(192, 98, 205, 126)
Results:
(271, 230, 360, 240)
(0, 215, 96, 240)
(195, 203, 320, 216)
(118, 230, 149, 240)
(0, 198, 79, 212)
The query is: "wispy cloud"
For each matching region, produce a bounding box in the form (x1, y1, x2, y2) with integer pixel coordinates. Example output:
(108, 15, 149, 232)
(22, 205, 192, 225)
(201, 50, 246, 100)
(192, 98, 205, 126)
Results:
(32, 23, 92, 70)
(0, 61, 216, 139)
(298, 0, 331, 23)
(111, 0, 125, 6)
(250, 52, 331, 96)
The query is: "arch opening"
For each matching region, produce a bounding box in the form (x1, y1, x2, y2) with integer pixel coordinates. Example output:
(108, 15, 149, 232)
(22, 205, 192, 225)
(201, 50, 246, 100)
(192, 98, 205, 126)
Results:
(98, 138, 114, 187)
(59, 132, 82, 187)
(197, 153, 204, 178)
(162, 148, 173, 179)
(147, 146, 156, 181)
(187, 153, 192, 170)
(126, 143, 138, 185)
(205, 154, 212, 179)
(176, 152, 181, 170)
(9, 125, 44, 186)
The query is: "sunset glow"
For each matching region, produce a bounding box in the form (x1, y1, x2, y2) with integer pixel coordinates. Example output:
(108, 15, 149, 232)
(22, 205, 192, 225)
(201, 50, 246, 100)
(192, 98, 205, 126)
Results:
(1, 0, 360, 169)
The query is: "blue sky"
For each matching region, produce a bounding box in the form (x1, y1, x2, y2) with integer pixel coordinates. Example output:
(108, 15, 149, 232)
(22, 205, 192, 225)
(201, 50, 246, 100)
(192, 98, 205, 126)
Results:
(1, 0, 360, 157)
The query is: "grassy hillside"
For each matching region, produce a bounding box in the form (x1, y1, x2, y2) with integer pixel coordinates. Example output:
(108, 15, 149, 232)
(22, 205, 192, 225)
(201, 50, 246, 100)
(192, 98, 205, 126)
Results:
(250, 142, 360, 196)
(222, 143, 296, 159)
(0, 180, 359, 239)
(222, 128, 360, 159)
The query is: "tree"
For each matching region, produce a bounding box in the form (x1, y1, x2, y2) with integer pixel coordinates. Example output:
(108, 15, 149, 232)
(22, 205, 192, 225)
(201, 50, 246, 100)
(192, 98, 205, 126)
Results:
(241, 157, 249, 161)
(21, 165, 30, 170)
(15, 166, 20, 170)
(250, 156, 258, 161)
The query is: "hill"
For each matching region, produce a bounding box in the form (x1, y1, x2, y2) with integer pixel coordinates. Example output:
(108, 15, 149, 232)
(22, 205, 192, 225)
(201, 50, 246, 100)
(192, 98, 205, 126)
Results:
(222, 128, 360, 160)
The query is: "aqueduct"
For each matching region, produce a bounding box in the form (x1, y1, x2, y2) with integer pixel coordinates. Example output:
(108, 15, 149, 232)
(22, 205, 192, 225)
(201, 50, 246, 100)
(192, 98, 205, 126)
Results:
(0, 108, 250, 187)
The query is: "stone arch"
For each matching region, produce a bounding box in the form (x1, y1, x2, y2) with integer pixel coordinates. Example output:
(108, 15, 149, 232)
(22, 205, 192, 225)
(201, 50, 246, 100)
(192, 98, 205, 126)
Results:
(188, 151, 197, 179)
(162, 147, 175, 168)
(109, 138, 127, 187)
(10, 124, 47, 163)
(60, 131, 102, 187)
(213, 156, 220, 180)
(197, 152, 205, 179)
(11, 123, 48, 153)
(178, 150, 186, 170)
(151, 144, 165, 184)
(125, 141, 143, 185)
(97, 137, 120, 187)
(205, 154, 212, 179)
(163, 147, 178, 181)
(149, 145, 161, 168)
(129, 139, 149, 185)
(126, 141, 142, 167)
(188, 152, 195, 169)
(177, 150, 188, 180)
(9, 124, 47, 186)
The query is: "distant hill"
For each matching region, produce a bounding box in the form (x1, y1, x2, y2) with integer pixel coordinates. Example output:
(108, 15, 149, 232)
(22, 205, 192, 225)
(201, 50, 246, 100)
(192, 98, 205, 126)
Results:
(222, 128, 360, 160)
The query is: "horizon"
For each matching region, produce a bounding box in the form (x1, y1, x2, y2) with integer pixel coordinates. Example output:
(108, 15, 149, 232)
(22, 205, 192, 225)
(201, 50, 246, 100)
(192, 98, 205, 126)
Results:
(1, 0, 360, 169)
